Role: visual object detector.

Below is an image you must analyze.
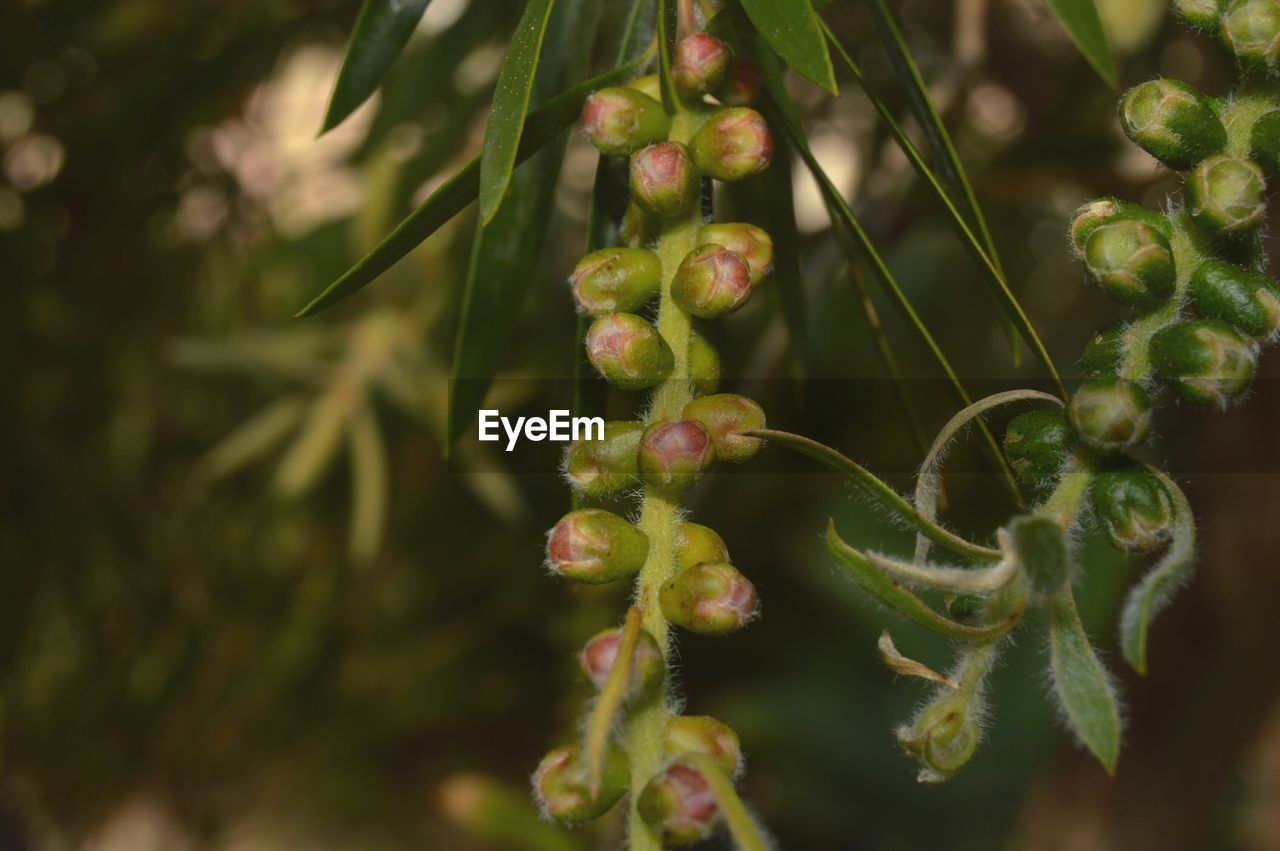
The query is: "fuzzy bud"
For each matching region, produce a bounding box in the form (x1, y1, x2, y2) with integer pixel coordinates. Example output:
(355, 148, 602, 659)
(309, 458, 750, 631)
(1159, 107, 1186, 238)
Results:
(690, 107, 774, 182)
(581, 87, 672, 156)
(660, 562, 757, 635)
(621, 201, 660, 247)
(1250, 110, 1280, 176)
(564, 420, 644, 497)
(1220, 0, 1280, 72)
(715, 58, 763, 106)
(1177, 0, 1223, 30)
(637, 420, 716, 493)
(664, 715, 743, 777)
(547, 509, 649, 584)
(672, 33, 731, 98)
(1150, 318, 1258, 407)
(1069, 198, 1172, 256)
(637, 763, 718, 845)
(630, 142, 699, 218)
(1068, 378, 1152, 453)
(1081, 320, 1128, 377)
(671, 244, 755, 318)
(1082, 218, 1176, 307)
(585, 313, 674, 390)
(533, 744, 628, 824)
(1003, 409, 1074, 483)
(698, 222, 774, 285)
(1118, 79, 1226, 170)
(580, 627, 664, 699)
(1091, 466, 1175, 553)
(570, 247, 663, 315)
(1185, 154, 1268, 236)
(681, 393, 766, 463)
(896, 692, 981, 781)
(689, 330, 721, 396)
(675, 522, 731, 570)
(1189, 259, 1280, 339)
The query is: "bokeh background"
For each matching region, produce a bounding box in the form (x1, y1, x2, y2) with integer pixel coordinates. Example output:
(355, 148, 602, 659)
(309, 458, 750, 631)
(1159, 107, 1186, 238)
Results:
(4, 0, 1280, 848)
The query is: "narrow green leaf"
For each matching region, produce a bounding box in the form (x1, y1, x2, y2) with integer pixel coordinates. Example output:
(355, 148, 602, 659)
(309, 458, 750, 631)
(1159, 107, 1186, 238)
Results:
(739, 0, 837, 93)
(1040, 0, 1117, 87)
(656, 0, 680, 113)
(756, 429, 1001, 562)
(1120, 469, 1196, 675)
(197, 395, 306, 482)
(478, 0, 558, 224)
(321, 0, 433, 134)
(296, 56, 649, 318)
(1049, 586, 1122, 774)
(585, 607, 642, 795)
(826, 521, 1017, 641)
(864, 550, 1017, 595)
(682, 753, 773, 851)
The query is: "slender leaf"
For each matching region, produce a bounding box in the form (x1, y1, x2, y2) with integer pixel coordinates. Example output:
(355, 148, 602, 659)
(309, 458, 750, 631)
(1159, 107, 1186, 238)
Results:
(585, 608, 642, 795)
(682, 754, 773, 851)
(347, 405, 388, 565)
(739, 0, 837, 93)
(1120, 469, 1196, 674)
(877, 631, 958, 687)
(1049, 586, 1122, 774)
(1040, 0, 1117, 87)
(656, 0, 679, 113)
(321, 0, 433, 134)
(864, 550, 1018, 594)
(479, 0, 558, 224)
(296, 55, 649, 318)
(197, 395, 306, 482)
(755, 429, 1001, 562)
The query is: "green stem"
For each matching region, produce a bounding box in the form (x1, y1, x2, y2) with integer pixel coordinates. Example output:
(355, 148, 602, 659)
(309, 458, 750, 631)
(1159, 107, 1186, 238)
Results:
(626, 107, 702, 851)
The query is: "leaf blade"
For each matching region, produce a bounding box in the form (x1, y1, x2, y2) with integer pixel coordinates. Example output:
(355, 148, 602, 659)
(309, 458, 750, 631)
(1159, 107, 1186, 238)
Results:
(1049, 586, 1122, 774)
(739, 0, 837, 93)
(322, 0, 433, 133)
(1041, 0, 1117, 87)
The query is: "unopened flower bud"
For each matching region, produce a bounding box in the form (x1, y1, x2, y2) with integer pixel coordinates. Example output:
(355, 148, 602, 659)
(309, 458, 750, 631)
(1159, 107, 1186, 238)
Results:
(637, 420, 716, 493)
(1082, 218, 1176, 307)
(664, 715, 743, 777)
(571, 247, 663, 315)
(1069, 198, 1171, 256)
(689, 330, 721, 396)
(1176, 0, 1223, 30)
(675, 522, 731, 570)
(1189, 259, 1280, 339)
(1003, 409, 1074, 483)
(896, 692, 981, 781)
(672, 33, 731, 98)
(1081, 319, 1129, 377)
(1220, 0, 1280, 72)
(690, 107, 773, 181)
(630, 142, 699, 218)
(1185, 154, 1267, 236)
(1118, 79, 1226, 169)
(715, 58, 763, 106)
(627, 74, 662, 102)
(681, 393, 766, 463)
(564, 420, 644, 497)
(1150, 318, 1258, 407)
(698, 222, 774, 285)
(1068, 378, 1152, 452)
(547, 509, 649, 584)
(533, 743, 629, 824)
(580, 627, 664, 699)
(671, 244, 754, 317)
(581, 87, 672, 157)
(1250, 109, 1280, 175)
(637, 763, 718, 845)
(585, 313, 674, 390)
(621, 201, 660, 247)
(660, 562, 757, 635)
(1091, 466, 1175, 553)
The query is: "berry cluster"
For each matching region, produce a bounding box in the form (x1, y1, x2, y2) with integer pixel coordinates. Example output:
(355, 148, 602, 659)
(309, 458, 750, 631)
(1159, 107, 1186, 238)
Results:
(532, 31, 774, 845)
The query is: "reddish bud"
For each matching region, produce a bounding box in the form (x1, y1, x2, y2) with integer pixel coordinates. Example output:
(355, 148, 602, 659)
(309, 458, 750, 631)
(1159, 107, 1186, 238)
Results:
(581, 87, 672, 156)
(672, 245, 754, 318)
(681, 393, 766, 463)
(715, 58, 763, 106)
(547, 509, 649, 584)
(672, 33, 731, 98)
(585, 313, 674, 390)
(638, 420, 716, 493)
(570, 247, 663, 315)
(630, 141, 699, 218)
(675, 522, 730, 570)
(664, 715, 743, 777)
(660, 562, 758, 635)
(690, 107, 773, 181)
(637, 762, 719, 845)
(580, 627, 665, 699)
(533, 743, 629, 824)
(698, 223, 774, 286)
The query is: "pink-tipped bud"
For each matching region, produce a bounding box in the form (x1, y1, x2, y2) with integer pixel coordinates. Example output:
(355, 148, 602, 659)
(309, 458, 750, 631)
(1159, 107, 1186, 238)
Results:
(672, 33, 732, 98)
(690, 107, 773, 181)
(698, 222, 774, 286)
(637, 762, 719, 845)
(660, 562, 757, 635)
(580, 627, 665, 700)
(630, 141, 700, 218)
(715, 58, 763, 105)
(665, 715, 743, 777)
(564, 420, 644, 497)
(675, 522, 730, 570)
(570, 247, 663, 315)
(547, 509, 649, 584)
(533, 743, 629, 824)
(638, 420, 716, 493)
(671, 244, 754, 318)
(689, 330, 720, 396)
(585, 312, 674, 390)
(580, 87, 672, 156)
(681, 393, 766, 463)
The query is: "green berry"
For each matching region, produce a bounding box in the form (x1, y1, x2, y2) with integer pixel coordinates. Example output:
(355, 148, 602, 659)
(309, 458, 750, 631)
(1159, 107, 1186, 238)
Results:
(580, 626, 665, 699)
(1068, 378, 1152, 453)
(660, 562, 757, 635)
(1250, 110, 1280, 176)
(1149, 319, 1257, 407)
(671, 244, 754, 318)
(1081, 320, 1128, 377)
(580, 87, 672, 156)
(1003, 409, 1074, 483)
(1220, 0, 1280, 72)
(570, 247, 663, 315)
(546, 509, 649, 584)
(1185, 154, 1267, 236)
(690, 107, 773, 182)
(1189, 259, 1280, 339)
(698, 222, 774, 286)
(637, 420, 716, 493)
(1176, 0, 1223, 31)
(564, 420, 644, 497)
(1091, 466, 1175, 553)
(664, 715, 743, 777)
(585, 313, 674, 390)
(1069, 198, 1171, 256)
(1118, 79, 1226, 169)
(681, 393, 767, 463)
(675, 522, 731, 570)
(1082, 218, 1176, 307)
(671, 33, 731, 98)
(533, 743, 629, 824)
(630, 141, 699, 218)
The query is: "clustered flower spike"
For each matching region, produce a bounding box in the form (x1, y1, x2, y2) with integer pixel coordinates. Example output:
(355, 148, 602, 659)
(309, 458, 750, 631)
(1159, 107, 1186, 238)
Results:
(532, 26, 774, 835)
